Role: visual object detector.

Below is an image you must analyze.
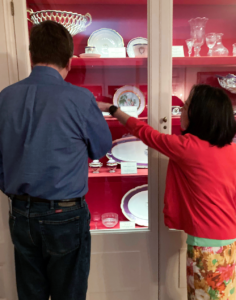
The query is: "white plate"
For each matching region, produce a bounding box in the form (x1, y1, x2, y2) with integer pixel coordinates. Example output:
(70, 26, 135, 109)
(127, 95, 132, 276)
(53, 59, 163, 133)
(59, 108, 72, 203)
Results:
(107, 136, 148, 168)
(113, 85, 146, 116)
(79, 53, 101, 58)
(127, 37, 148, 58)
(121, 185, 148, 226)
(87, 28, 124, 58)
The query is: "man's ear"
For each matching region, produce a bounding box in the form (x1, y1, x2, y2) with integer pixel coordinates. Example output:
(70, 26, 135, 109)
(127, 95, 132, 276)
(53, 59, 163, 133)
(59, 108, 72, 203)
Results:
(66, 58, 72, 72)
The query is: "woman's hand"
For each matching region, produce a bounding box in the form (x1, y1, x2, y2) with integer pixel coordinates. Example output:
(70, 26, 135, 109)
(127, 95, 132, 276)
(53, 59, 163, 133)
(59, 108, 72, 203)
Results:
(97, 102, 111, 112)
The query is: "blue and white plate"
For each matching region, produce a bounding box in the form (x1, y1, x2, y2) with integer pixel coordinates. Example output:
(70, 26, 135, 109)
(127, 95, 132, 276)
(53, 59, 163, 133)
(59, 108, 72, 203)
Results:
(121, 185, 148, 226)
(127, 37, 148, 58)
(88, 28, 124, 58)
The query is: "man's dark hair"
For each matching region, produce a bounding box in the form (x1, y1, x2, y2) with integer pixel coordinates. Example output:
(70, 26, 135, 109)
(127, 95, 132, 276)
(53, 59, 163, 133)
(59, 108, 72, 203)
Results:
(29, 20, 74, 68)
(182, 84, 236, 147)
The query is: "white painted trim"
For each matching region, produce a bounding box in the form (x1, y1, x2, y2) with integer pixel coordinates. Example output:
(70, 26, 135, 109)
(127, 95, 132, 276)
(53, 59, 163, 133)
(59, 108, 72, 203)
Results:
(2, 0, 18, 84)
(13, 0, 31, 80)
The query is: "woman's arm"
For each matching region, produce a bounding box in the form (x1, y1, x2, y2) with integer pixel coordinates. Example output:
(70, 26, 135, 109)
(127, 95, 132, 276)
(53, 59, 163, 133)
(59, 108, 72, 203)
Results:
(97, 102, 188, 161)
(96, 102, 130, 126)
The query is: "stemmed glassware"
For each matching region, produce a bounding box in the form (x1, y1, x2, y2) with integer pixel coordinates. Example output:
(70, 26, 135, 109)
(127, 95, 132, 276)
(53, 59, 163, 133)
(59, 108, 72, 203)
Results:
(185, 38, 195, 57)
(188, 17, 208, 57)
(206, 33, 216, 56)
(93, 212, 101, 230)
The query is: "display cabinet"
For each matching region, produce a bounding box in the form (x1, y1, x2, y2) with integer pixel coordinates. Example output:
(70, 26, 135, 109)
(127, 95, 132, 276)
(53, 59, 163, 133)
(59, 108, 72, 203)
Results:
(5, 0, 236, 299)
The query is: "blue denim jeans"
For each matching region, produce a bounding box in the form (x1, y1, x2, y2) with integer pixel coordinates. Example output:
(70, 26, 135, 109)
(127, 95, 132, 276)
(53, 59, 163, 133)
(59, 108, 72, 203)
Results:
(9, 198, 91, 300)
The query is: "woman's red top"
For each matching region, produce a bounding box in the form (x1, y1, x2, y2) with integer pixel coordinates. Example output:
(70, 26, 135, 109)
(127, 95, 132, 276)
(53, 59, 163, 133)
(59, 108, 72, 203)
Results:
(126, 117, 236, 239)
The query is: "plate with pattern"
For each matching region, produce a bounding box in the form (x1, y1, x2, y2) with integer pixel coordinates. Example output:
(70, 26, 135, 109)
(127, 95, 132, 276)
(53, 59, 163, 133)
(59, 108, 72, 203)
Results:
(113, 85, 146, 116)
(87, 28, 124, 58)
(107, 136, 148, 168)
(127, 37, 148, 58)
(121, 185, 148, 226)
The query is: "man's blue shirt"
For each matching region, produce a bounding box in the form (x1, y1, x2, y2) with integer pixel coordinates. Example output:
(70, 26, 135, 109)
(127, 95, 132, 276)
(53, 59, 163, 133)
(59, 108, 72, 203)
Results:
(0, 66, 112, 200)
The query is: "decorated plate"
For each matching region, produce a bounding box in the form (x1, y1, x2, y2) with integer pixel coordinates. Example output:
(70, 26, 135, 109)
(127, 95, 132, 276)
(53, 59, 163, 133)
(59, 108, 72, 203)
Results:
(107, 136, 148, 168)
(87, 28, 124, 58)
(127, 37, 148, 58)
(121, 185, 148, 226)
(113, 85, 146, 116)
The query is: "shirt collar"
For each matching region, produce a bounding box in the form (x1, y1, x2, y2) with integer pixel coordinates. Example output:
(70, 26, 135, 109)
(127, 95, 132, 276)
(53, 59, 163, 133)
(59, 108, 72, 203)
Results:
(30, 66, 64, 81)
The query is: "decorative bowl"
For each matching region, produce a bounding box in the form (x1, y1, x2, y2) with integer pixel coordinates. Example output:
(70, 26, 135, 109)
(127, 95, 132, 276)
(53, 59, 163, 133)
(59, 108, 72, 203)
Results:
(27, 9, 92, 36)
(102, 213, 118, 228)
(216, 74, 236, 94)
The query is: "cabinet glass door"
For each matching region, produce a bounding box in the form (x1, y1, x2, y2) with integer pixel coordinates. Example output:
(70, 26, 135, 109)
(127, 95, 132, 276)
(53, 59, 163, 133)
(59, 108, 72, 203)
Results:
(26, 0, 148, 232)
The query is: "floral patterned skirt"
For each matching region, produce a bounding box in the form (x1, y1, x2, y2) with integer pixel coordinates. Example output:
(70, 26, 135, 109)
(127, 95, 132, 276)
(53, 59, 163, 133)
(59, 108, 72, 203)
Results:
(187, 242, 236, 300)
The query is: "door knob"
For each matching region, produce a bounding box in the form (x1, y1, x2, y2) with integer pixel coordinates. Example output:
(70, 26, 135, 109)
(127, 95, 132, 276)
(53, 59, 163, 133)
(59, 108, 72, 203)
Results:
(162, 117, 167, 123)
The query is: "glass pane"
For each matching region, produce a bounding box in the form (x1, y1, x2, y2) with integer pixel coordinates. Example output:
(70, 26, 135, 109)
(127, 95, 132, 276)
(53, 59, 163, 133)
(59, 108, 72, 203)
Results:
(26, 0, 148, 231)
(172, 0, 236, 136)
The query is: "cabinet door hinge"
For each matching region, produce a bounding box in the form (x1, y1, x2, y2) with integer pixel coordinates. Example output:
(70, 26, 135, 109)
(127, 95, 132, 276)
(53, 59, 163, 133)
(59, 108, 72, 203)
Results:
(10, 1, 14, 16)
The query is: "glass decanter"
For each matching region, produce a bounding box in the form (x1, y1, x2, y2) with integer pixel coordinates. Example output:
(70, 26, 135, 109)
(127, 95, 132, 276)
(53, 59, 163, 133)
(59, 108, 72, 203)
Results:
(211, 33, 229, 56)
(188, 17, 208, 57)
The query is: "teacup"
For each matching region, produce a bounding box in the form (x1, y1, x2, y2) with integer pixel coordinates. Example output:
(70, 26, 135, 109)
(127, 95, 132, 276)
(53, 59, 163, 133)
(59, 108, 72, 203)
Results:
(85, 46, 96, 54)
(133, 43, 148, 58)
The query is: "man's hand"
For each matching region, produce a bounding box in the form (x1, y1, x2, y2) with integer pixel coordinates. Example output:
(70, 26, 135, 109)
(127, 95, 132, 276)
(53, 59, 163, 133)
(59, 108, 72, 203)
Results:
(97, 102, 111, 112)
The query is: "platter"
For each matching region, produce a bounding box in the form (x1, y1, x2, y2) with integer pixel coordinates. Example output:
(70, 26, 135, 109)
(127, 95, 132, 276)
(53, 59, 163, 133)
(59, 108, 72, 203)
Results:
(121, 185, 148, 226)
(107, 136, 148, 168)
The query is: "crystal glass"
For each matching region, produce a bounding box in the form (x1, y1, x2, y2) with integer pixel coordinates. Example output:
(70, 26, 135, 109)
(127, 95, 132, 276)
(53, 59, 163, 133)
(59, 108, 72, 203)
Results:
(205, 33, 216, 56)
(211, 33, 229, 56)
(92, 212, 101, 230)
(185, 38, 195, 57)
(188, 17, 208, 57)
(233, 43, 236, 57)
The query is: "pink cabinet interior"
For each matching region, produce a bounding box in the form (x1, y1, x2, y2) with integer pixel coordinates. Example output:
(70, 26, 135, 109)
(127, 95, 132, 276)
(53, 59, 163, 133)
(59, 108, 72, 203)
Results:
(26, 0, 236, 230)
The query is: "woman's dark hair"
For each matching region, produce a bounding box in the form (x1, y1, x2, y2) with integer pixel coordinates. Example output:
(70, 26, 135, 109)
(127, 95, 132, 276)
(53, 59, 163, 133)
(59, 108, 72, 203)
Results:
(29, 20, 74, 68)
(182, 84, 236, 147)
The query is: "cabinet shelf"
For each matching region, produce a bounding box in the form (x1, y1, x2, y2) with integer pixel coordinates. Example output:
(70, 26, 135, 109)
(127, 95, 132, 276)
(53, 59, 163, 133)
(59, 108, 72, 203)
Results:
(71, 57, 147, 69)
(173, 57, 236, 67)
(174, 0, 236, 4)
(89, 167, 148, 178)
(28, 0, 146, 4)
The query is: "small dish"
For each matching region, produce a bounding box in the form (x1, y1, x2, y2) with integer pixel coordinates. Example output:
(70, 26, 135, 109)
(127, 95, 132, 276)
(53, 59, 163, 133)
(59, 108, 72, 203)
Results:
(113, 85, 146, 116)
(133, 44, 148, 58)
(102, 213, 118, 227)
(106, 159, 118, 173)
(89, 160, 103, 173)
(85, 46, 96, 54)
(79, 53, 101, 58)
(127, 37, 148, 58)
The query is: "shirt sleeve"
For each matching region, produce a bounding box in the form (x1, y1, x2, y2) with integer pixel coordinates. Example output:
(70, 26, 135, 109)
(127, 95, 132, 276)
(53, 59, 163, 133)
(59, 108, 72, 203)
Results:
(0, 150, 4, 192)
(84, 97, 112, 160)
(126, 117, 189, 162)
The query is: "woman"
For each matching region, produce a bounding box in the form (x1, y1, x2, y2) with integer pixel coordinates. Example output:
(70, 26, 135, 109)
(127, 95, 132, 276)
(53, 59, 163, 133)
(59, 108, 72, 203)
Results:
(98, 84, 236, 300)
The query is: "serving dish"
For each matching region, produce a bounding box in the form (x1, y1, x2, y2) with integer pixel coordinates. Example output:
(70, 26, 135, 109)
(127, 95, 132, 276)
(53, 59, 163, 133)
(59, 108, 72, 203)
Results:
(121, 185, 148, 226)
(107, 136, 148, 168)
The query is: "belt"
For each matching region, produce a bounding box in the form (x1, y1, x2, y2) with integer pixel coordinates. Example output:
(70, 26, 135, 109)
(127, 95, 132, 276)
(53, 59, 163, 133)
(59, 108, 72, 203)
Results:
(10, 194, 85, 203)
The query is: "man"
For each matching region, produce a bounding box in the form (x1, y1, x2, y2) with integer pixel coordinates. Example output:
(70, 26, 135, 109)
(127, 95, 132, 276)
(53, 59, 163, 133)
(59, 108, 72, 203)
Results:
(0, 21, 112, 300)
